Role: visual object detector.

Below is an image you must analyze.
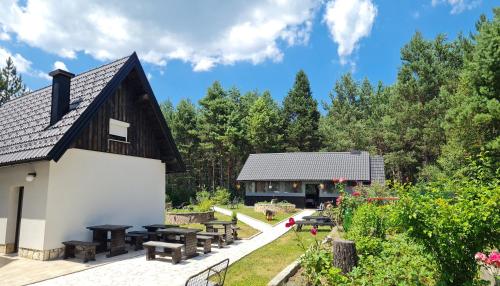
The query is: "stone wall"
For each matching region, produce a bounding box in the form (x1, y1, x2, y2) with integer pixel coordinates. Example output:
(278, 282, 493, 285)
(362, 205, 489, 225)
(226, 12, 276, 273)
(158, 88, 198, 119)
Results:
(18, 247, 64, 261)
(165, 211, 215, 225)
(254, 203, 296, 214)
(0, 243, 14, 254)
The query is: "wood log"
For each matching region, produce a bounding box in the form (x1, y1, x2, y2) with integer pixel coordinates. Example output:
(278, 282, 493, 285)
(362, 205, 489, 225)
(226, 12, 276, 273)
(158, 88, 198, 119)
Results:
(332, 239, 357, 273)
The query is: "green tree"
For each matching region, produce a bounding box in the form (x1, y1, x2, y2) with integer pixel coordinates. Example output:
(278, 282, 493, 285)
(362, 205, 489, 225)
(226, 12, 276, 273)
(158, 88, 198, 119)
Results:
(320, 74, 373, 152)
(0, 57, 26, 106)
(198, 81, 232, 190)
(282, 70, 320, 152)
(247, 91, 283, 153)
(442, 8, 500, 175)
(382, 32, 469, 182)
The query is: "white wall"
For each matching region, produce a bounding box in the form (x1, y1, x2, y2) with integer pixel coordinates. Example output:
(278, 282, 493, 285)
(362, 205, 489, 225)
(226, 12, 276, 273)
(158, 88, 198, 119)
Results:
(0, 161, 50, 249)
(44, 149, 165, 250)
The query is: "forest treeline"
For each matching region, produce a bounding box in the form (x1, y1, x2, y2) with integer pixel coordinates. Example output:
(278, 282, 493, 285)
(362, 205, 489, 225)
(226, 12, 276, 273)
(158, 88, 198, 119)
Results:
(162, 10, 499, 204)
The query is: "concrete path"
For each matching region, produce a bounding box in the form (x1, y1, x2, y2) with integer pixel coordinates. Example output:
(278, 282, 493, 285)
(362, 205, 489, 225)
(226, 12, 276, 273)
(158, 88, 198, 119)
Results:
(213, 206, 272, 232)
(33, 209, 314, 286)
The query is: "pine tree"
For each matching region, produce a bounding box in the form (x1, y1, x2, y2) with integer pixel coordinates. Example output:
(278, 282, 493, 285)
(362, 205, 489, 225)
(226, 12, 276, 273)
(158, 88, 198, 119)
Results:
(247, 91, 283, 153)
(282, 70, 320, 152)
(442, 8, 500, 174)
(0, 57, 26, 106)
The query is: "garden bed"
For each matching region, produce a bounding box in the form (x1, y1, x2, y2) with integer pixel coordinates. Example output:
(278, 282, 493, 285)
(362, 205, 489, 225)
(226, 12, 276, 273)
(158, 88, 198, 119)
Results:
(165, 210, 215, 224)
(254, 202, 296, 214)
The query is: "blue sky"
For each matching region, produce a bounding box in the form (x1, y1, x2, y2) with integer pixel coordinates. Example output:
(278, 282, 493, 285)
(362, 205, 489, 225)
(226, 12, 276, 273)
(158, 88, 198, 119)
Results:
(0, 1, 497, 109)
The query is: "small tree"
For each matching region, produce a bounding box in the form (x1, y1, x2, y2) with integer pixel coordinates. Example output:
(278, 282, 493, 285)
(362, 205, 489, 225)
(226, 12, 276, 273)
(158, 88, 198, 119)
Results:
(0, 57, 26, 106)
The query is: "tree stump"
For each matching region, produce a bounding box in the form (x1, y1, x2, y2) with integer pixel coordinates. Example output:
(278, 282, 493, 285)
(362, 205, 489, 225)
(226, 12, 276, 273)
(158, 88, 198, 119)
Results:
(332, 239, 357, 273)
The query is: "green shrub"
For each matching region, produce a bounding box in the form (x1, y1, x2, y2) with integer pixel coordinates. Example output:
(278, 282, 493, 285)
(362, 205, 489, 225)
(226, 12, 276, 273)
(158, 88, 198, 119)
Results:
(345, 203, 387, 256)
(213, 187, 231, 205)
(195, 189, 211, 203)
(195, 199, 214, 212)
(396, 177, 500, 285)
(347, 234, 438, 286)
(194, 188, 214, 212)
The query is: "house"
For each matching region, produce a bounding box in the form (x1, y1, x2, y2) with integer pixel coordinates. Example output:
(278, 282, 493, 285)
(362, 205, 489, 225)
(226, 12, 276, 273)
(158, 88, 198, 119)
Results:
(237, 151, 385, 208)
(0, 53, 184, 260)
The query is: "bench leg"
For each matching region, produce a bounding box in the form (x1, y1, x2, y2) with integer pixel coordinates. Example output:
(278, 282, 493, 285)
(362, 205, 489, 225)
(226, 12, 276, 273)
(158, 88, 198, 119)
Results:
(63, 245, 75, 259)
(82, 246, 96, 263)
(145, 246, 155, 261)
(134, 236, 144, 251)
(172, 248, 181, 264)
(203, 239, 212, 254)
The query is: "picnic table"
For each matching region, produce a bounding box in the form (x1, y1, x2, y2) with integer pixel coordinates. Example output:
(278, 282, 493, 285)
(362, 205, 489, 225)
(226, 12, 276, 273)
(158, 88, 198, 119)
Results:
(86, 224, 132, 257)
(142, 224, 176, 232)
(296, 216, 335, 231)
(302, 216, 332, 222)
(157, 227, 201, 258)
(202, 221, 234, 244)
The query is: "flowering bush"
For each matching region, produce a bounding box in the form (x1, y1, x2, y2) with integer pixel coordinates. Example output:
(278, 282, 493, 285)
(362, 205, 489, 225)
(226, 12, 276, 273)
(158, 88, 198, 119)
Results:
(396, 177, 500, 284)
(475, 251, 500, 280)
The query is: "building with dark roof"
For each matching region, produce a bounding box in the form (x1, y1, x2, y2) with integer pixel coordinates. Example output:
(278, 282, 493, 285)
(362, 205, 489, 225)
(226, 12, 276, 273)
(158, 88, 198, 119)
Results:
(237, 151, 385, 208)
(0, 53, 184, 260)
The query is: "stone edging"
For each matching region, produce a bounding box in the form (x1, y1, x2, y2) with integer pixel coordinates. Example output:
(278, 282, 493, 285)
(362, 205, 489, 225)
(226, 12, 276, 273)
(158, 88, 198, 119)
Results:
(267, 258, 301, 286)
(267, 236, 332, 286)
(165, 210, 215, 224)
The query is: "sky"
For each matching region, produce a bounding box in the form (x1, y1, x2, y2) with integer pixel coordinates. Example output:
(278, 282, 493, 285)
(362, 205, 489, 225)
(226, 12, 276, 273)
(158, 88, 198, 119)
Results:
(0, 0, 497, 109)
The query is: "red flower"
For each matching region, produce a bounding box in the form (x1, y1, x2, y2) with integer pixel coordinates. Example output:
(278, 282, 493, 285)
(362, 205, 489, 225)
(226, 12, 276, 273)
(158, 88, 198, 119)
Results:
(336, 196, 343, 206)
(310, 227, 317, 236)
(332, 178, 339, 183)
(285, 217, 295, 228)
(352, 191, 361, 197)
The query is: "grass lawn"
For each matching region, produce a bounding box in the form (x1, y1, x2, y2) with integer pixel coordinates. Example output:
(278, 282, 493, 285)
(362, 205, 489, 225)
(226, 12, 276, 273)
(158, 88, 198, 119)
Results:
(224, 227, 330, 286)
(221, 204, 299, 225)
(180, 212, 259, 239)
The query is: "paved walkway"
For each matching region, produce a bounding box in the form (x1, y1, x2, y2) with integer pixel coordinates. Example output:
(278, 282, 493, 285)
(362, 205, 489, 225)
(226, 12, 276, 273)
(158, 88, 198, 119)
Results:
(33, 209, 314, 286)
(214, 206, 272, 232)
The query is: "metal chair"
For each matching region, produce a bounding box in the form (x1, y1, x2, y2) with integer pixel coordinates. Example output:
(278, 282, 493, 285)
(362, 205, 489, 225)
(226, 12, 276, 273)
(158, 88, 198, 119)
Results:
(185, 259, 230, 286)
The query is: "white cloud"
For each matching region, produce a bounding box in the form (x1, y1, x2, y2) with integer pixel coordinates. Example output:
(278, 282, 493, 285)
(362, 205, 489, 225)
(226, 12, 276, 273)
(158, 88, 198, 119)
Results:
(0, 25, 9, 41)
(53, 60, 67, 70)
(323, 0, 377, 65)
(0, 0, 320, 72)
(0, 46, 51, 80)
(431, 0, 481, 14)
(0, 46, 32, 73)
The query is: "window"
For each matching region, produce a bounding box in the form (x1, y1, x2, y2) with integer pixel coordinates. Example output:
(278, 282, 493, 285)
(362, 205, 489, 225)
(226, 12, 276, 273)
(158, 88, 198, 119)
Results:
(109, 119, 130, 142)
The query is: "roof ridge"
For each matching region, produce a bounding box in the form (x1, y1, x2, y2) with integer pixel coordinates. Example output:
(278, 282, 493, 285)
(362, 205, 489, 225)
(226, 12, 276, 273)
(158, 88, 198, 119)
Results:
(1, 54, 133, 106)
(250, 151, 369, 155)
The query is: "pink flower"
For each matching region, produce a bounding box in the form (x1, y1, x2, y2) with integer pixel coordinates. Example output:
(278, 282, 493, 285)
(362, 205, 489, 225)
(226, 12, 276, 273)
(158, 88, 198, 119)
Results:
(488, 251, 500, 267)
(310, 227, 317, 236)
(339, 177, 345, 183)
(475, 252, 487, 262)
(332, 178, 339, 183)
(352, 191, 361, 197)
(336, 196, 343, 206)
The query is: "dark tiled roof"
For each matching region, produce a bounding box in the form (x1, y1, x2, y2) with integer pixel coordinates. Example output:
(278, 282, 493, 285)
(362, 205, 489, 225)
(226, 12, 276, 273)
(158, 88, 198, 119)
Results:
(370, 155, 385, 184)
(0, 56, 130, 166)
(237, 152, 385, 182)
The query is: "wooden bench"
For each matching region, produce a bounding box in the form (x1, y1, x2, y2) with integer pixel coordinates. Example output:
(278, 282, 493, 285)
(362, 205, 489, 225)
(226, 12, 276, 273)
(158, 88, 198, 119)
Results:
(296, 220, 335, 231)
(197, 231, 225, 248)
(62, 241, 100, 263)
(196, 235, 212, 254)
(126, 232, 146, 251)
(143, 241, 183, 264)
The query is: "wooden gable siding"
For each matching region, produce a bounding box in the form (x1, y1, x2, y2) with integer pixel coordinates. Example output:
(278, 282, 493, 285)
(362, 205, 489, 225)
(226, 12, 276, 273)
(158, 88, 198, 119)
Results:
(71, 74, 163, 161)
